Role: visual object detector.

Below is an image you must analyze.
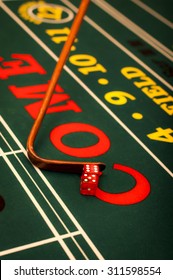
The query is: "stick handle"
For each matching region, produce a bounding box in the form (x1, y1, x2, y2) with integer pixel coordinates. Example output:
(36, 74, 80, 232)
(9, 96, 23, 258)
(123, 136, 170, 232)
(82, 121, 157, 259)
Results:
(27, 0, 90, 148)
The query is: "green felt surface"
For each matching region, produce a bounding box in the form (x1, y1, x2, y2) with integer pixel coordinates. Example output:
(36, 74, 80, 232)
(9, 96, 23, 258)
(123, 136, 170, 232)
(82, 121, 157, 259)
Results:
(0, 0, 173, 260)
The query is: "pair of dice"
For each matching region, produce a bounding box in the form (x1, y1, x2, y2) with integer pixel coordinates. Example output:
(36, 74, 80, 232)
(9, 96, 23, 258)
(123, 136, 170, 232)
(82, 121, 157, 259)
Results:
(80, 164, 102, 195)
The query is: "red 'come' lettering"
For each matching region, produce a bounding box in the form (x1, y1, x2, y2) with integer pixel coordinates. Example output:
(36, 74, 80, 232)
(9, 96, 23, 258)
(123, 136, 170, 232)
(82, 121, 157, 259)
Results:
(0, 54, 46, 79)
(50, 122, 110, 157)
(95, 164, 150, 205)
(25, 95, 82, 119)
(9, 83, 82, 119)
(9, 83, 64, 99)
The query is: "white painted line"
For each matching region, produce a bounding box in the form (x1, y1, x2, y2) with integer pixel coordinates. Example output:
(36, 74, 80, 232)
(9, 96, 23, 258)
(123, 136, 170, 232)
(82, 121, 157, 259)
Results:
(0, 116, 104, 259)
(0, 148, 22, 157)
(0, 237, 59, 257)
(1, 135, 89, 259)
(91, 0, 173, 61)
(0, 147, 75, 260)
(0, 131, 87, 259)
(131, 0, 173, 29)
(0, 231, 81, 257)
(1, 132, 81, 237)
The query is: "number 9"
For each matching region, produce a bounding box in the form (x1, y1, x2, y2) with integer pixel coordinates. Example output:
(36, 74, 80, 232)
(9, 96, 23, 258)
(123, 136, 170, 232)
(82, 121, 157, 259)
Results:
(104, 91, 136, 105)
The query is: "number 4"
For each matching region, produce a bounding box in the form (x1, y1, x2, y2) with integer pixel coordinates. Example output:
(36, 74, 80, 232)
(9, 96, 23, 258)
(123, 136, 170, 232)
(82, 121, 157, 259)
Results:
(147, 127, 173, 143)
(154, 267, 161, 275)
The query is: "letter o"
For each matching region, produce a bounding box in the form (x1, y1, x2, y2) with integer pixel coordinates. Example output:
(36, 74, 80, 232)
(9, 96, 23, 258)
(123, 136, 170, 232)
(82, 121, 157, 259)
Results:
(50, 122, 110, 158)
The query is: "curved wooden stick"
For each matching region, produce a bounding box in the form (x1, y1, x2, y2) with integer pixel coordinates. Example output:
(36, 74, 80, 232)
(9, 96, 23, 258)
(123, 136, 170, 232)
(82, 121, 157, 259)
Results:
(27, 0, 106, 173)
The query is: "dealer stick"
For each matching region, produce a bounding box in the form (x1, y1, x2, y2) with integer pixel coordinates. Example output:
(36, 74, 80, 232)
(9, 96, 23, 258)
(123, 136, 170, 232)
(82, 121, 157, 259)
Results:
(27, 0, 105, 173)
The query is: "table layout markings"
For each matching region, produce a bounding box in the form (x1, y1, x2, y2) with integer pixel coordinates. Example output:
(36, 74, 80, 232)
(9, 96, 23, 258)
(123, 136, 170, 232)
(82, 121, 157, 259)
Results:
(61, 0, 172, 90)
(1, 0, 172, 91)
(91, 0, 173, 60)
(0, 233, 79, 258)
(131, 0, 173, 29)
(0, 116, 104, 260)
(1, 130, 85, 259)
(0, 147, 76, 260)
(1, 132, 82, 240)
(0, 2, 172, 176)
(0, 1, 172, 261)
(34, 167, 104, 260)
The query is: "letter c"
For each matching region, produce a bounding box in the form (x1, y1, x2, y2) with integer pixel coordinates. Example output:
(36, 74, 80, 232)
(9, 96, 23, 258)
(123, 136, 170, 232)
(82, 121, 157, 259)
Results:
(95, 164, 150, 205)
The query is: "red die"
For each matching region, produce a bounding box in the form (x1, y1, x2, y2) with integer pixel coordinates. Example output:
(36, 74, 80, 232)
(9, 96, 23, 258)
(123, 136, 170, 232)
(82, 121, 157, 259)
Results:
(80, 164, 102, 196)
